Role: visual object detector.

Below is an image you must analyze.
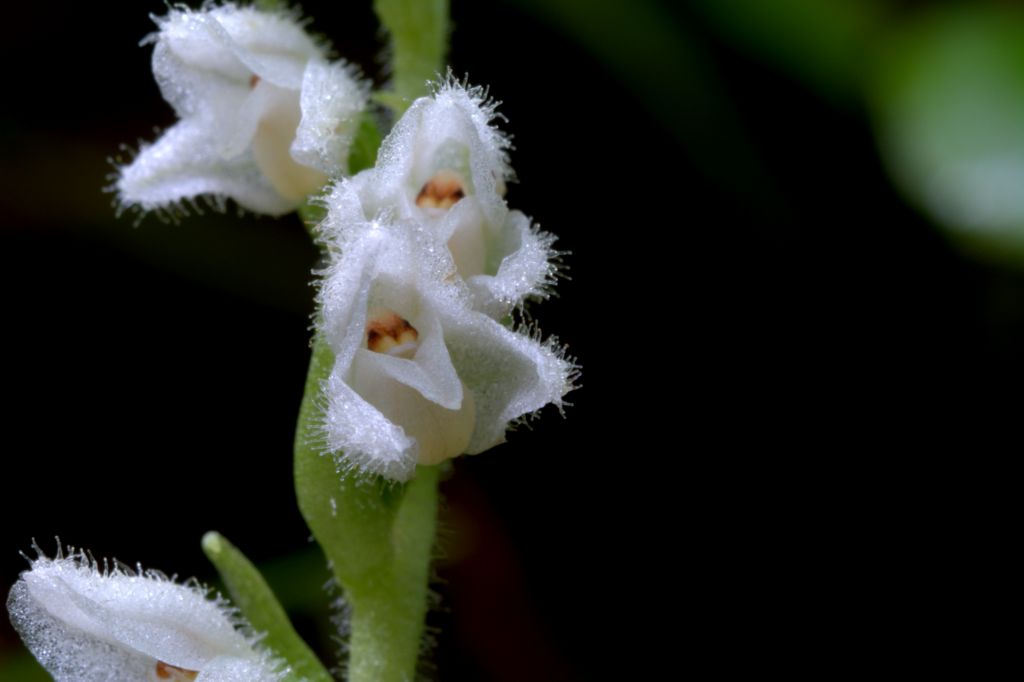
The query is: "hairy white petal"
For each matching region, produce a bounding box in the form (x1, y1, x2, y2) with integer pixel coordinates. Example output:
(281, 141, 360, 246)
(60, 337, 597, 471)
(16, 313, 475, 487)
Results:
(117, 120, 294, 215)
(349, 360, 475, 467)
(444, 314, 572, 453)
(152, 38, 250, 126)
(466, 209, 559, 318)
(8, 580, 153, 682)
(376, 82, 511, 230)
(292, 61, 369, 174)
(323, 371, 418, 481)
(7, 553, 281, 682)
(156, 4, 321, 88)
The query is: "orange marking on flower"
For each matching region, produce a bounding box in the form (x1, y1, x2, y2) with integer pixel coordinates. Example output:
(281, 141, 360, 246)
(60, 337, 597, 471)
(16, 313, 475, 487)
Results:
(155, 661, 198, 681)
(250, 74, 260, 88)
(367, 310, 419, 357)
(416, 170, 465, 209)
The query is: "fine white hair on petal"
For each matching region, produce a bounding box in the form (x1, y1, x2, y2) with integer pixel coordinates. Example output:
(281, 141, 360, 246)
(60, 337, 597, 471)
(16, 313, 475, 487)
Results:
(313, 77, 576, 480)
(118, 2, 365, 216)
(292, 60, 370, 175)
(374, 78, 512, 230)
(149, 4, 321, 133)
(152, 3, 323, 89)
(465, 209, 561, 319)
(322, 370, 419, 481)
(442, 305, 575, 454)
(116, 120, 295, 216)
(315, 198, 574, 479)
(343, 78, 562, 318)
(6, 549, 284, 682)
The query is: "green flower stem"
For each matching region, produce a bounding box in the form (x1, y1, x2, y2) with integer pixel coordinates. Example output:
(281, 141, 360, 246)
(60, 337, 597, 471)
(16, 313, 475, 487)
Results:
(374, 0, 449, 111)
(201, 532, 333, 682)
(348, 114, 383, 175)
(292, 3, 449, 678)
(295, 336, 441, 682)
(346, 467, 439, 682)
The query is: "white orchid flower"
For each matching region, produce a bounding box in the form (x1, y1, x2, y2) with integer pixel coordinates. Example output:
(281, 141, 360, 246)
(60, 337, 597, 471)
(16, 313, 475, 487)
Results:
(316, 181, 574, 481)
(363, 80, 559, 319)
(116, 3, 366, 216)
(7, 549, 284, 682)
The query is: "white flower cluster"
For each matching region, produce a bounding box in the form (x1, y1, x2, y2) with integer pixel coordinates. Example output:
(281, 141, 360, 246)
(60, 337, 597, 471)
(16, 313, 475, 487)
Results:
(7, 549, 283, 682)
(117, 7, 574, 475)
(8, 2, 579, 677)
(316, 81, 574, 481)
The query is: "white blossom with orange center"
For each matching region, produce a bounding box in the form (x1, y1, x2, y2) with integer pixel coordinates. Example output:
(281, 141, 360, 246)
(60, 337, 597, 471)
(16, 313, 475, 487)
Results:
(353, 80, 559, 319)
(116, 4, 366, 216)
(6, 550, 284, 682)
(317, 182, 574, 481)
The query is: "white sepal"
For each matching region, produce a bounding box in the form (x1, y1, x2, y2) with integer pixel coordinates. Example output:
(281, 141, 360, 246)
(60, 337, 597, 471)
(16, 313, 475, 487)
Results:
(6, 550, 284, 682)
(292, 60, 369, 175)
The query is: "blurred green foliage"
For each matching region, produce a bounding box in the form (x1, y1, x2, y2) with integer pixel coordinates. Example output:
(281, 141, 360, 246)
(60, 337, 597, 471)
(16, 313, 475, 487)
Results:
(868, 5, 1024, 265)
(0, 652, 47, 681)
(691, 0, 887, 100)
(504, 0, 787, 226)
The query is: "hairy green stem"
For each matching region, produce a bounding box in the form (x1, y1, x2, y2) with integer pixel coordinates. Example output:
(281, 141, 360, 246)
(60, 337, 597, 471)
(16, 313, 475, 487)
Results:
(293, 3, 450, 678)
(374, 0, 449, 112)
(346, 468, 439, 682)
(295, 336, 440, 682)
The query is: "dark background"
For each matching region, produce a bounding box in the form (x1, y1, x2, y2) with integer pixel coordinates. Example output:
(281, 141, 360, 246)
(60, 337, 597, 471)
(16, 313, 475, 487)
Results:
(0, 0, 1012, 679)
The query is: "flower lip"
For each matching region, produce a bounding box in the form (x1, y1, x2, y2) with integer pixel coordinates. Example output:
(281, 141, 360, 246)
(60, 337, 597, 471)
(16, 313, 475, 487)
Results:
(416, 169, 466, 210)
(366, 308, 420, 358)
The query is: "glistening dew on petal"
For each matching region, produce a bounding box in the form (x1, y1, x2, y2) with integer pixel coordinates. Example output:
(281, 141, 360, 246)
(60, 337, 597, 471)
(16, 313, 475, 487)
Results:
(347, 78, 561, 319)
(115, 3, 366, 217)
(315, 174, 574, 481)
(6, 546, 284, 682)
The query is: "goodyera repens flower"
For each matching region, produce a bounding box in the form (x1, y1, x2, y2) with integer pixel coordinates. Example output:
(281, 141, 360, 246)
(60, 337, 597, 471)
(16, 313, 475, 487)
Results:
(361, 81, 559, 320)
(116, 3, 366, 216)
(316, 82, 574, 482)
(6, 549, 282, 682)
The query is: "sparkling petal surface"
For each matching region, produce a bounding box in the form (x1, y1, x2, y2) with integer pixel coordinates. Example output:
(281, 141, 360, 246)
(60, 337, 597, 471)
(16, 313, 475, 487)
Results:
(7, 554, 281, 682)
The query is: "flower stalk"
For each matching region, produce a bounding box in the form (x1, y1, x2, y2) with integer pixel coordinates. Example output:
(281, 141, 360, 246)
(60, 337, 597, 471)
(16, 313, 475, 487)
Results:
(292, 3, 451, 679)
(373, 0, 450, 112)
